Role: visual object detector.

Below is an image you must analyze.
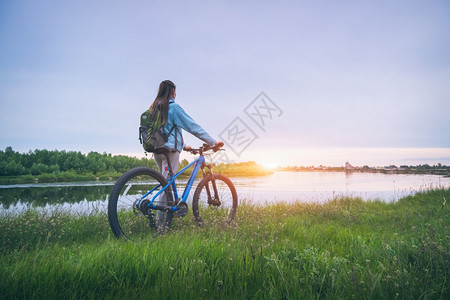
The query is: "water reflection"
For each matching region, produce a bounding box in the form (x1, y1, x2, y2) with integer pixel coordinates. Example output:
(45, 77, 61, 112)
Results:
(0, 183, 114, 208)
(232, 171, 450, 204)
(0, 180, 194, 216)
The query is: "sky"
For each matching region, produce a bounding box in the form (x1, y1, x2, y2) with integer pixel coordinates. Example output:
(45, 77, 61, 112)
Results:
(1, 0, 449, 167)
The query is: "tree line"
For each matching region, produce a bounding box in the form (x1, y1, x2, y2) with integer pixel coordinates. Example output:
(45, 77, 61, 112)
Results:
(0, 147, 156, 177)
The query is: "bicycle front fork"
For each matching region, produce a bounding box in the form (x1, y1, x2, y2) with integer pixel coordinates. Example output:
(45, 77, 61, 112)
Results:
(205, 174, 220, 206)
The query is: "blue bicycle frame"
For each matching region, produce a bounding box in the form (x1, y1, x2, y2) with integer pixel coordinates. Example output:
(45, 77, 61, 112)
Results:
(140, 155, 207, 212)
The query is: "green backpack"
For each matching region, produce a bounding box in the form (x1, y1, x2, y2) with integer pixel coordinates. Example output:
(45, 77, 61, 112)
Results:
(139, 105, 176, 153)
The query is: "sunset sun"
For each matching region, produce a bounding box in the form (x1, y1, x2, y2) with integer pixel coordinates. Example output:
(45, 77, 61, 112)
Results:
(260, 161, 278, 170)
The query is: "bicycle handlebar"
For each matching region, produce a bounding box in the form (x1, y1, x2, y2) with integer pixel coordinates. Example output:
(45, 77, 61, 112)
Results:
(184, 142, 224, 155)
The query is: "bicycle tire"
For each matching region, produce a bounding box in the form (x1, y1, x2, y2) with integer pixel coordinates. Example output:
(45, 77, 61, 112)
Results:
(192, 173, 238, 225)
(108, 167, 174, 239)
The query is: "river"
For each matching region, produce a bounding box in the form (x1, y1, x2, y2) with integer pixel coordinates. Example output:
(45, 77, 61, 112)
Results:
(1, 171, 449, 215)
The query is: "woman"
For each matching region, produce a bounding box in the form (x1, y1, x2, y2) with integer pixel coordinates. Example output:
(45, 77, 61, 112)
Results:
(150, 80, 222, 231)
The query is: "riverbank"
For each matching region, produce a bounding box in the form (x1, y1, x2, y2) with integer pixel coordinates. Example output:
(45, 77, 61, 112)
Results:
(0, 161, 273, 185)
(0, 171, 123, 185)
(1, 189, 448, 299)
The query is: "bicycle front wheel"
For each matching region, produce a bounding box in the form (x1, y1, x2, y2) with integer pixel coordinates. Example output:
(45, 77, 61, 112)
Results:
(192, 173, 238, 226)
(108, 167, 174, 239)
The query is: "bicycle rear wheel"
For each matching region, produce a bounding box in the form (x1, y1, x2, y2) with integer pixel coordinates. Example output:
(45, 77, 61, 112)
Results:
(108, 167, 174, 239)
(192, 173, 238, 226)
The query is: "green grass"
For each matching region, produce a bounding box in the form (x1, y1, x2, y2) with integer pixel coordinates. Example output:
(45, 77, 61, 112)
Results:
(0, 189, 449, 299)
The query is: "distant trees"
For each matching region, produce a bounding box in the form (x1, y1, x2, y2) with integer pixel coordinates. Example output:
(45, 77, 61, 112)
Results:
(0, 147, 157, 177)
(213, 161, 274, 177)
(275, 163, 449, 176)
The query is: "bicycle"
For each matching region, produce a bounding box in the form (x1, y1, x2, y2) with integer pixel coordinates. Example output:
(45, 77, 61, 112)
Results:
(108, 143, 238, 239)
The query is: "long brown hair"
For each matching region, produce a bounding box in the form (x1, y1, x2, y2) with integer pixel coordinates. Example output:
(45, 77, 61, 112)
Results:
(150, 80, 176, 125)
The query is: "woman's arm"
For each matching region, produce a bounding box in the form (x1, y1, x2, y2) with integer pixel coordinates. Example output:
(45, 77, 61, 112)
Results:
(172, 103, 216, 146)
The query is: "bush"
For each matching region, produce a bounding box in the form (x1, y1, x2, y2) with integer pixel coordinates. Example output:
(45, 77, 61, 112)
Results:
(21, 175, 35, 183)
(57, 171, 77, 182)
(57, 172, 96, 182)
(37, 173, 57, 183)
(74, 174, 96, 182)
(98, 175, 112, 181)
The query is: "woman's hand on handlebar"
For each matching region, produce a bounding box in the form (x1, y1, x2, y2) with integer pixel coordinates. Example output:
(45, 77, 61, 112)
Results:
(205, 141, 224, 151)
(184, 145, 198, 154)
(184, 141, 225, 154)
(207, 141, 224, 152)
(215, 141, 224, 149)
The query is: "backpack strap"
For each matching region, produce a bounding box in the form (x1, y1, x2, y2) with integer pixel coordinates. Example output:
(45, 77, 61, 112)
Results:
(165, 124, 176, 141)
(160, 124, 183, 151)
(152, 101, 184, 151)
(175, 126, 184, 150)
(165, 101, 183, 150)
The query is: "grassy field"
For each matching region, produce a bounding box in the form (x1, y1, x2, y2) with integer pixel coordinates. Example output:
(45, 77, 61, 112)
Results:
(0, 189, 448, 299)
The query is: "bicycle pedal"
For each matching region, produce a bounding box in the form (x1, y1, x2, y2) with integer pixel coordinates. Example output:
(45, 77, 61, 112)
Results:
(173, 201, 188, 218)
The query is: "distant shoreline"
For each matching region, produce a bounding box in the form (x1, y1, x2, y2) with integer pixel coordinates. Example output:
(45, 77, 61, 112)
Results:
(1, 147, 448, 185)
(2, 167, 449, 186)
(277, 163, 450, 177)
(0, 162, 274, 185)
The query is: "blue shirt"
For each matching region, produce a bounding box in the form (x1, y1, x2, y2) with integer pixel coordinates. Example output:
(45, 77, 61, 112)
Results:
(163, 99, 216, 152)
